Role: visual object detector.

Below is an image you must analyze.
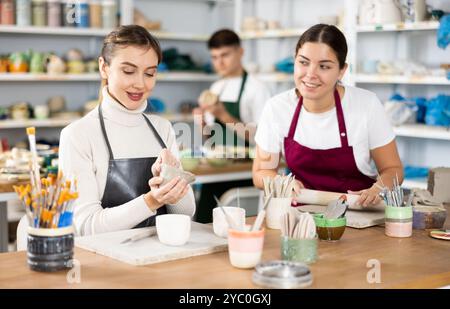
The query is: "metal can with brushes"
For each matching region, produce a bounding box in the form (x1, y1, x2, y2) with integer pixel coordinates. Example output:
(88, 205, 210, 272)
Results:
(27, 225, 74, 272)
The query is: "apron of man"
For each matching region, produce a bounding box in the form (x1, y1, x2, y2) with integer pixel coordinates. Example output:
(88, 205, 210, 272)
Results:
(99, 105, 167, 228)
(284, 88, 375, 193)
(196, 71, 253, 223)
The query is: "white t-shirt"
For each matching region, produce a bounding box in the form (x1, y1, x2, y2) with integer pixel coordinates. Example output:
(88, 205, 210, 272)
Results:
(207, 73, 272, 124)
(255, 86, 396, 177)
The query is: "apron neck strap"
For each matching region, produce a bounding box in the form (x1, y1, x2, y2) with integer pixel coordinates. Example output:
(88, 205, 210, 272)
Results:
(98, 104, 168, 160)
(236, 70, 248, 104)
(142, 114, 167, 149)
(287, 88, 349, 147)
(98, 103, 115, 160)
(334, 88, 349, 147)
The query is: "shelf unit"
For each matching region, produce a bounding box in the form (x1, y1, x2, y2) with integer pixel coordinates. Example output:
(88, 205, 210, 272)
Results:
(354, 74, 450, 85)
(355, 21, 440, 32)
(239, 28, 307, 40)
(0, 72, 218, 82)
(0, 113, 194, 129)
(346, 0, 449, 170)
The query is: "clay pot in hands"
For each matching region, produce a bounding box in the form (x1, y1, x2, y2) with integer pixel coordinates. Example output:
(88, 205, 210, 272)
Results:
(198, 90, 218, 108)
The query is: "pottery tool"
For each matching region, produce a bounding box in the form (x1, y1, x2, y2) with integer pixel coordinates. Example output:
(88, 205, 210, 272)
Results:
(281, 209, 316, 239)
(378, 176, 406, 207)
(324, 195, 348, 219)
(121, 227, 157, 244)
(251, 194, 272, 232)
(263, 174, 296, 198)
(26, 127, 41, 193)
(214, 196, 241, 231)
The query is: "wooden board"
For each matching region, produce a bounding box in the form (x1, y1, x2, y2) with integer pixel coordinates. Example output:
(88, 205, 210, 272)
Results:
(297, 205, 385, 229)
(75, 222, 228, 266)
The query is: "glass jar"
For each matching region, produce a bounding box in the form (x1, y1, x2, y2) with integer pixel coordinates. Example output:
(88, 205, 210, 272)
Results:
(75, 0, 89, 28)
(46, 0, 61, 27)
(101, 0, 116, 29)
(16, 0, 32, 26)
(32, 0, 46, 26)
(89, 0, 102, 28)
(0, 0, 15, 25)
(62, 0, 76, 27)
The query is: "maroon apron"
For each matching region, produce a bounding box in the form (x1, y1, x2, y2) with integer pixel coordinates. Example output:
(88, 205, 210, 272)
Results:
(284, 89, 375, 193)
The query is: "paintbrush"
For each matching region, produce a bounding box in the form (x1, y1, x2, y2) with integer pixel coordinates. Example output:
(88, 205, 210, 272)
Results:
(213, 196, 240, 231)
(26, 127, 41, 193)
(251, 194, 272, 232)
(121, 228, 157, 244)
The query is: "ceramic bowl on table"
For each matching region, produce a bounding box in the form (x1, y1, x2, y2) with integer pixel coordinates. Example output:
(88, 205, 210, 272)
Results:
(313, 214, 346, 241)
(156, 214, 191, 246)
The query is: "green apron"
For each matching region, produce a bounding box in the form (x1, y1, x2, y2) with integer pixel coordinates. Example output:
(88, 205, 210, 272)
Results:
(215, 70, 248, 147)
(196, 70, 253, 223)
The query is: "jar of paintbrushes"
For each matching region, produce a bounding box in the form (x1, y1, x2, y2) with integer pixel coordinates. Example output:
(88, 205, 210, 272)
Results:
(262, 175, 296, 229)
(280, 209, 317, 264)
(379, 176, 413, 238)
(13, 127, 79, 272)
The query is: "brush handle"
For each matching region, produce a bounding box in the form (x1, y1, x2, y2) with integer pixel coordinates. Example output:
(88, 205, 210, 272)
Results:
(251, 210, 266, 232)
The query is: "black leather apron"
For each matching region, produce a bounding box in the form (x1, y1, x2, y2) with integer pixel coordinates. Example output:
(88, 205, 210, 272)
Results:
(98, 105, 167, 228)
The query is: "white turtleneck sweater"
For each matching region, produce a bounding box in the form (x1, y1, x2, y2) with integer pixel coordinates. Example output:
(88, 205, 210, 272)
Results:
(59, 87, 196, 236)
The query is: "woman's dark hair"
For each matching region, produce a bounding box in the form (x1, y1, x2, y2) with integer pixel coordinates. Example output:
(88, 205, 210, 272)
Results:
(101, 24, 162, 65)
(208, 29, 241, 49)
(295, 24, 347, 69)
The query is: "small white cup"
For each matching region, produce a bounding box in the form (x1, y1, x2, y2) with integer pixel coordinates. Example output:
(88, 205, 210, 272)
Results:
(213, 207, 246, 238)
(156, 214, 191, 246)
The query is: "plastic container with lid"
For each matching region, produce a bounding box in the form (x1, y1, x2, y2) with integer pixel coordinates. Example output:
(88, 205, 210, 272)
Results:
(75, 0, 89, 28)
(62, 0, 76, 27)
(0, 0, 15, 25)
(101, 0, 117, 29)
(31, 0, 46, 26)
(16, 0, 32, 26)
(47, 0, 61, 27)
(89, 0, 102, 28)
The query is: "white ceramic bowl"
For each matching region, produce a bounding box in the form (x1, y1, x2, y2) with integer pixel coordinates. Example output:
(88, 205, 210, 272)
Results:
(156, 214, 191, 246)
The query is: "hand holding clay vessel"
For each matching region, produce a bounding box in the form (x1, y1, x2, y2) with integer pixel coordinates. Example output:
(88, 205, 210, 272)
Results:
(160, 163, 195, 186)
(198, 90, 219, 108)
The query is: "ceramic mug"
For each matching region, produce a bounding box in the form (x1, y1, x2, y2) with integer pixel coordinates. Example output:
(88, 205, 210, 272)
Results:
(156, 214, 191, 246)
(228, 227, 265, 269)
(213, 206, 246, 238)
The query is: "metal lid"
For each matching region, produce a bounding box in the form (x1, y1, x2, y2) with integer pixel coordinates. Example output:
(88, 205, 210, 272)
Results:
(252, 260, 313, 289)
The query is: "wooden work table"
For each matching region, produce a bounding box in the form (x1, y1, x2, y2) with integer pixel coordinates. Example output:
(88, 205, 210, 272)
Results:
(0, 204, 449, 289)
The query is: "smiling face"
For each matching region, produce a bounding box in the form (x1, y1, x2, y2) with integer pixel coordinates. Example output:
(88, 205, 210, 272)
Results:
(294, 42, 347, 101)
(99, 45, 158, 110)
(210, 45, 243, 77)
